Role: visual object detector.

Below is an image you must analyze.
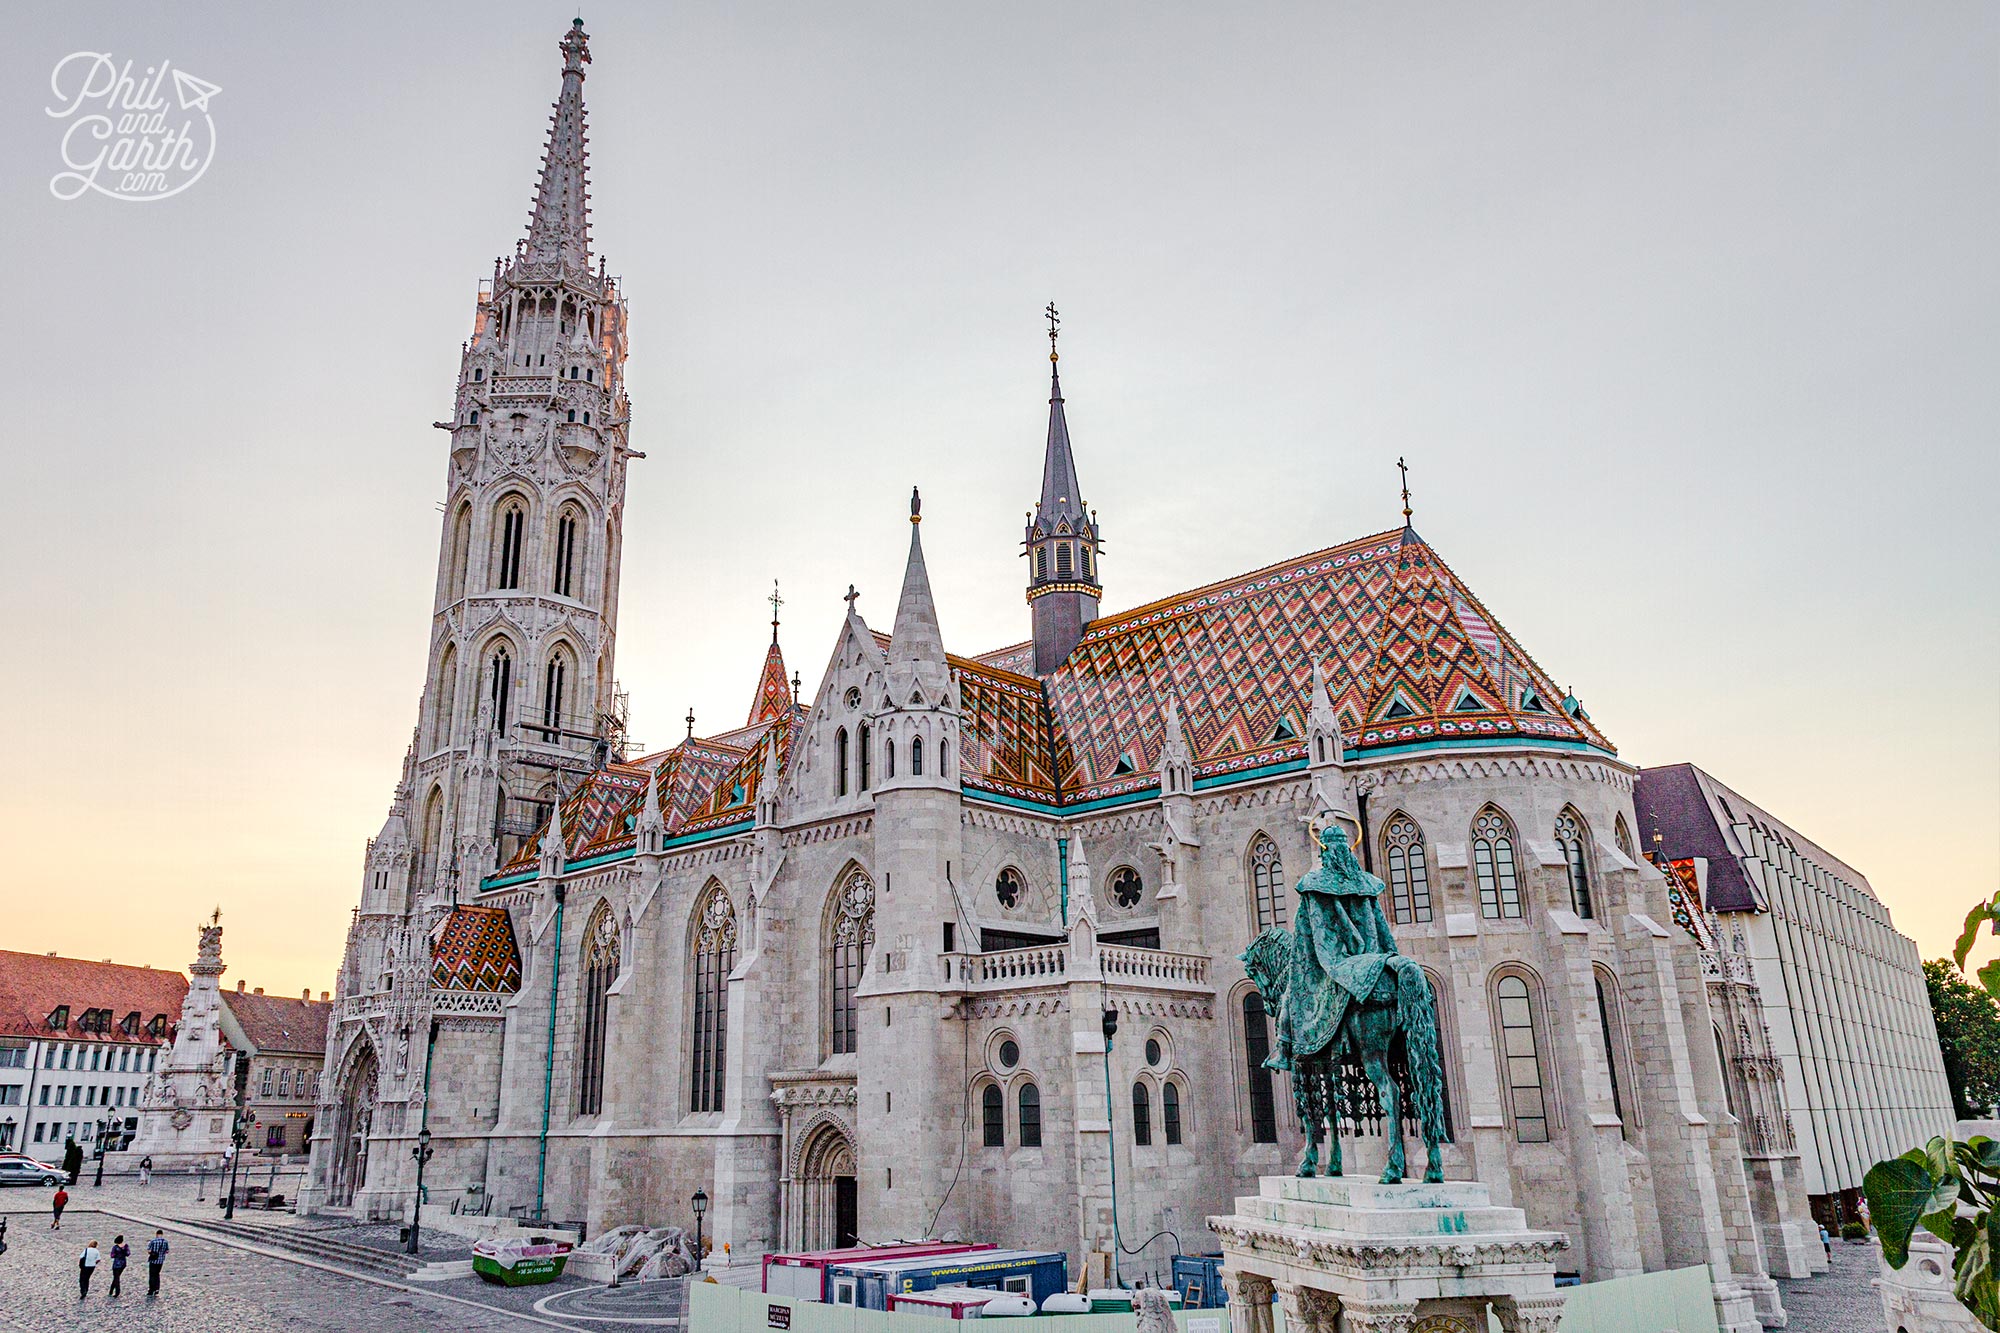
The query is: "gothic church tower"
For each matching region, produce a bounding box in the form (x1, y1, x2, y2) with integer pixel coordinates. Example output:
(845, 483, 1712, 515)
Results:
(1025, 311, 1102, 674)
(314, 19, 633, 1215)
(406, 16, 633, 910)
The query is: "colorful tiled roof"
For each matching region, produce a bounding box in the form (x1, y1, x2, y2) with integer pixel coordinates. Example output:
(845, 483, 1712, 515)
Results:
(1011, 528, 1610, 804)
(0, 951, 187, 1045)
(430, 906, 523, 993)
(222, 989, 332, 1056)
(746, 638, 794, 726)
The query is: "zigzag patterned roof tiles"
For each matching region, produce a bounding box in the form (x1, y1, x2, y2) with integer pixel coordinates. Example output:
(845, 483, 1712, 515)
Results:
(430, 906, 522, 993)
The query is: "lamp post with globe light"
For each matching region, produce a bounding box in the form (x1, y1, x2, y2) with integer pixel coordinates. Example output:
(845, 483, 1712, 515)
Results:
(691, 1189, 709, 1272)
(406, 1128, 434, 1255)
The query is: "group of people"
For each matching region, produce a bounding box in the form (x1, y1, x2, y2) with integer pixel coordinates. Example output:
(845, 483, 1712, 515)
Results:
(48, 1185, 172, 1298)
(72, 1231, 169, 1298)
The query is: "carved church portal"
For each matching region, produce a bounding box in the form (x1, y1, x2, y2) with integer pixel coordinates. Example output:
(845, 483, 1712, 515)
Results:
(793, 1120, 858, 1251)
(327, 1040, 379, 1209)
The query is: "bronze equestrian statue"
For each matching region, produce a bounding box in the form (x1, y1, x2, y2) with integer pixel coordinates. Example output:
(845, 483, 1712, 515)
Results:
(1241, 825, 1447, 1184)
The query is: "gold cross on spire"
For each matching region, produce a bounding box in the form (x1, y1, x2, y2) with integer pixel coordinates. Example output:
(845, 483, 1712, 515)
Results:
(1046, 301, 1060, 363)
(768, 579, 783, 643)
(1397, 456, 1413, 524)
(211, 906, 222, 927)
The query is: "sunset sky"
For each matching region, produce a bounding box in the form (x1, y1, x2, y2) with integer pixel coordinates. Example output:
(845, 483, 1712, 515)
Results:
(3, 3, 1993, 995)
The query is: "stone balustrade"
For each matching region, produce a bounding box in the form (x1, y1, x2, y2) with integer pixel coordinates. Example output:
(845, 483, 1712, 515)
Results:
(940, 940, 1211, 994)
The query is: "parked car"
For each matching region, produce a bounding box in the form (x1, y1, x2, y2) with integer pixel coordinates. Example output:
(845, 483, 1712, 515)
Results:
(0, 1158, 64, 1187)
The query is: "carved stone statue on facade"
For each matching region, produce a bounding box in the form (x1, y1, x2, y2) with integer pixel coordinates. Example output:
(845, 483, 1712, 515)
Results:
(1241, 825, 1447, 1183)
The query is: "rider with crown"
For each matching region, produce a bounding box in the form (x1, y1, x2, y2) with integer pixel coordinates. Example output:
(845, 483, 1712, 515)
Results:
(1264, 822, 1401, 1072)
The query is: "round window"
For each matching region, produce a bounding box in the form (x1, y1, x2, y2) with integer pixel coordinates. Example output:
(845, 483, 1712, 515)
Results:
(998, 1039, 1019, 1069)
(1144, 1038, 1162, 1067)
(1110, 866, 1144, 909)
(994, 867, 1023, 910)
(843, 686, 862, 710)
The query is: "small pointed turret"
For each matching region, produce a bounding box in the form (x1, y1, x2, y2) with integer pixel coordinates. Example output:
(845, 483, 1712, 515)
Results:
(539, 793, 567, 879)
(1158, 696, 1193, 798)
(746, 580, 795, 725)
(635, 762, 665, 854)
(1025, 305, 1103, 674)
(888, 488, 949, 696)
(1307, 659, 1345, 770)
(520, 20, 595, 274)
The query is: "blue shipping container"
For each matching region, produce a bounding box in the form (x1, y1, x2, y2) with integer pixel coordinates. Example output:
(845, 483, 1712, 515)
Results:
(825, 1249, 1069, 1311)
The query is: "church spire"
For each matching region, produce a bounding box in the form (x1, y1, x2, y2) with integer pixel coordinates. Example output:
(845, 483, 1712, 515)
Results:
(520, 19, 594, 273)
(745, 580, 795, 725)
(889, 488, 948, 688)
(1025, 304, 1103, 675)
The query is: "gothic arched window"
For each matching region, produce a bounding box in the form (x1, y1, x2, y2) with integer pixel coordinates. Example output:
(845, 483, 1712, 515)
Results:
(858, 723, 871, 790)
(553, 507, 580, 598)
(1594, 970, 1629, 1135)
(1131, 1082, 1152, 1146)
(689, 884, 737, 1113)
(1018, 1082, 1042, 1147)
(1495, 973, 1549, 1142)
(448, 503, 472, 600)
(884, 737, 896, 780)
(982, 1084, 1004, 1147)
(432, 645, 458, 751)
(834, 728, 849, 797)
(576, 908, 619, 1116)
(1035, 547, 1048, 581)
(911, 736, 924, 776)
(488, 646, 513, 735)
(1250, 835, 1286, 931)
(1614, 814, 1636, 862)
(1163, 1081, 1183, 1145)
(1557, 808, 1593, 918)
(497, 502, 526, 590)
(1383, 815, 1433, 925)
(1472, 807, 1523, 920)
(1057, 543, 1073, 577)
(826, 868, 875, 1057)
(1242, 992, 1278, 1143)
(542, 651, 569, 739)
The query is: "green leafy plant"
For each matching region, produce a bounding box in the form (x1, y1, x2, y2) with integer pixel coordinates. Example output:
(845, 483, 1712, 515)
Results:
(1865, 896, 2000, 1329)
(1841, 1220, 1869, 1240)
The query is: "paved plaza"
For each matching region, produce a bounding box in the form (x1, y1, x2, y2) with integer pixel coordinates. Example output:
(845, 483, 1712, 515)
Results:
(0, 1173, 1908, 1332)
(0, 1173, 690, 1332)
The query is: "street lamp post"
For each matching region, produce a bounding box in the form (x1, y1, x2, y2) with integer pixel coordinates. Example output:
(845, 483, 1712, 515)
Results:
(405, 1128, 434, 1256)
(223, 1114, 251, 1219)
(93, 1118, 109, 1187)
(690, 1188, 709, 1273)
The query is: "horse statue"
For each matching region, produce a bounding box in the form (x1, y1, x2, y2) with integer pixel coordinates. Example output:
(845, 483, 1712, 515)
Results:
(1240, 825, 1447, 1184)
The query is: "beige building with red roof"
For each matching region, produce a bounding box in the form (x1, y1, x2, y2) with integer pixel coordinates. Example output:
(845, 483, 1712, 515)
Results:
(0, 949, 185, 1157)
(219, 982, 333, 1157)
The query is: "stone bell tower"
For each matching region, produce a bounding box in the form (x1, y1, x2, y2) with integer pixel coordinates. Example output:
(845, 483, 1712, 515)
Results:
(1025, 305, 1103, 675)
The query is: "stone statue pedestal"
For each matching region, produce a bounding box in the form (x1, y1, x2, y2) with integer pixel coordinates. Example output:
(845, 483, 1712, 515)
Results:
(1210, 1176, 1569, 1333)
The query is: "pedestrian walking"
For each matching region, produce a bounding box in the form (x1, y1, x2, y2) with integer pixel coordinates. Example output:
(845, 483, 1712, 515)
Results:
(78, 1239, 101, 1298)
(146, 1229, 169, 1296)
(1819, 1223, 1832, 1262)
(138, 1155, 153, 1187)
(51, 1184, 69, 1229)
(109, 1235, 130, 1297)
(62, 1137, 83, 1184)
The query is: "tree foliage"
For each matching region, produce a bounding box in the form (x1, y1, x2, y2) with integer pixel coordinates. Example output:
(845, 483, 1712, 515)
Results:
(1930, 958, 2000, 1120)
(1868, 896, 2000, 1329)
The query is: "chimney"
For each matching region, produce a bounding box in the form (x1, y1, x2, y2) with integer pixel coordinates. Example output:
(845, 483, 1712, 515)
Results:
(254, 987, 263, 996)
(236, 980, 245, 992)
(302, 989, 310, 1002)
(319, 991, 329, 1002)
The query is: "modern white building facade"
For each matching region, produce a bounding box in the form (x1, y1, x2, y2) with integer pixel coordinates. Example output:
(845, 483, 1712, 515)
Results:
(1634, 762, 1954, 1222)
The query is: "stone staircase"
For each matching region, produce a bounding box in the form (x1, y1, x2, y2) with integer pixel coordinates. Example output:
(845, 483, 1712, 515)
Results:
(172, 1215, 424, 1280)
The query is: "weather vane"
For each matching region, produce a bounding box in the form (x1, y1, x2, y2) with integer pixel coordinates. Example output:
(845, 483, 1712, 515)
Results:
(1046, 301, 1060, 362)
(768, 579, 783, 643)
(685, 707, 696, 741)
(1397, 456, 1413, 525)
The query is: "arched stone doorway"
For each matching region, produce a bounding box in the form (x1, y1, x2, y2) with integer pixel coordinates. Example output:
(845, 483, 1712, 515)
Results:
(791, 1119, 858, 1250)
(326, 1038, 379, 1209)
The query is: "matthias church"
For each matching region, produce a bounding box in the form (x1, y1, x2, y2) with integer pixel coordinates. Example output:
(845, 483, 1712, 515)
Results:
(306, 24, 1826, 1330)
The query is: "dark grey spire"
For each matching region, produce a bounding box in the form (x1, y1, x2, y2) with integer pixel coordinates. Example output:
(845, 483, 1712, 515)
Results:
(1024, 304, 1102, 675)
